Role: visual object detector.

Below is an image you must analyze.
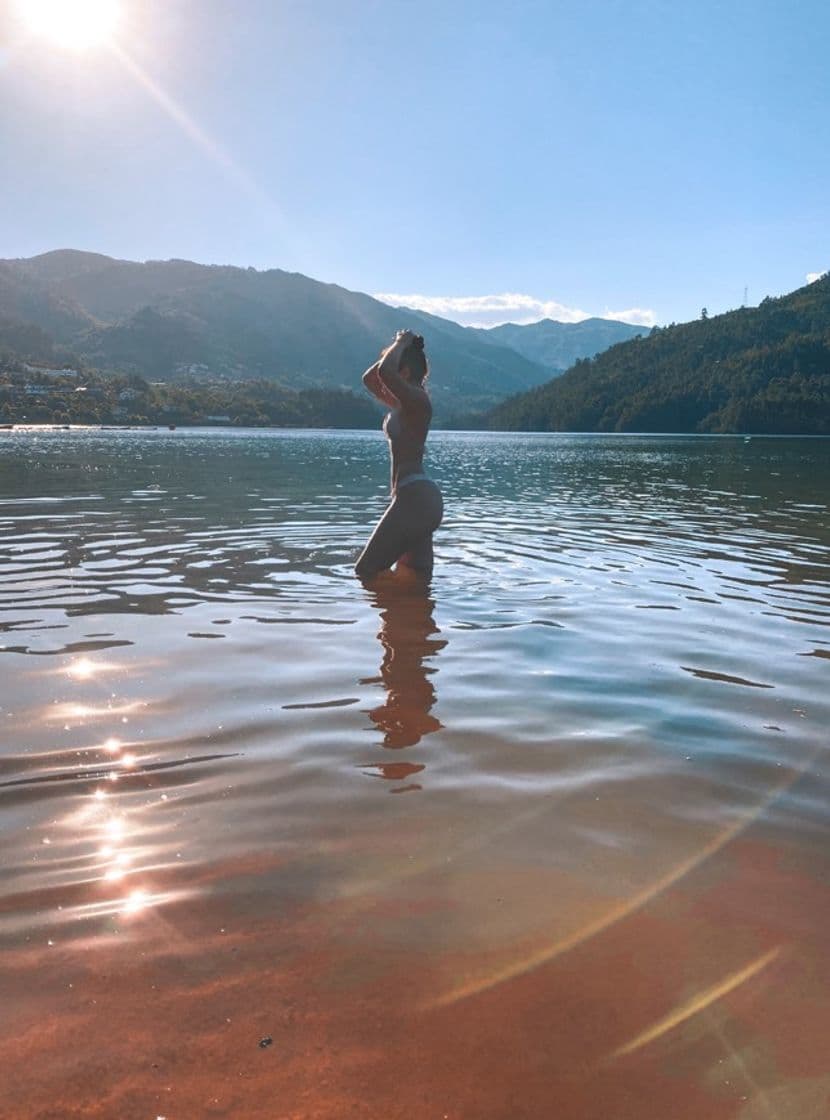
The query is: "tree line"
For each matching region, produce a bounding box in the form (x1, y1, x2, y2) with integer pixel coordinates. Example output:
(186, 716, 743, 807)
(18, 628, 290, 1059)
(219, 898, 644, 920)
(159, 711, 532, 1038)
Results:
(487, 274, 830, 434)
(0, 366, 380, 429)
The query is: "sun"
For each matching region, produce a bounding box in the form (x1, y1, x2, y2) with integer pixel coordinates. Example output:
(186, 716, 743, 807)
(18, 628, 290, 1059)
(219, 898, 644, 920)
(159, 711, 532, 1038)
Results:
(16, 0, 120, 50)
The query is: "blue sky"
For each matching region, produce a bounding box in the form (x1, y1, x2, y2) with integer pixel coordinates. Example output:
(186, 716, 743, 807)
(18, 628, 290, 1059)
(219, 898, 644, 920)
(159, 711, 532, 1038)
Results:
(1, 0, 828, 327)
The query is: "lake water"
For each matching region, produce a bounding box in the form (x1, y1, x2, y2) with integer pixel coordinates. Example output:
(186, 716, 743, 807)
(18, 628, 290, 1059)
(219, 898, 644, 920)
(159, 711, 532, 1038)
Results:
(1, 427, 828, 1120)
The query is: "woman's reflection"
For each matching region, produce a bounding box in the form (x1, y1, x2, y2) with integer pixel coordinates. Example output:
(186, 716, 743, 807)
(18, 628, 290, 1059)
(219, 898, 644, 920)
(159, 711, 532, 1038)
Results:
(360, 577, 446, 791)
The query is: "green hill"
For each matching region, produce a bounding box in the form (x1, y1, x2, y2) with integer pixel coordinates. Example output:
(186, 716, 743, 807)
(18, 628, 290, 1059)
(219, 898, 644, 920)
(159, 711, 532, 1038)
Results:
(0, 250, 552, 417)
(487, 274, 830, 434)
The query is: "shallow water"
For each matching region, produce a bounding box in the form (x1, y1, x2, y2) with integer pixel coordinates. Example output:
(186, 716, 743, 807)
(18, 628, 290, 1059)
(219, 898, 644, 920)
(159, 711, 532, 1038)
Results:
(1, 427, 828, 1120)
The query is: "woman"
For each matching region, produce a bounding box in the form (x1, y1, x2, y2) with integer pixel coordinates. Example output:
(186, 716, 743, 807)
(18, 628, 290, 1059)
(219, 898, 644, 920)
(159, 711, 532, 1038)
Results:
(355, 330, 443, 582)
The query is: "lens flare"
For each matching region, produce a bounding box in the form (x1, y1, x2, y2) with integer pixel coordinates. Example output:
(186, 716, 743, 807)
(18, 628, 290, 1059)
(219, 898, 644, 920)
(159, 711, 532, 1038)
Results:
(610, 946, 783, 1059)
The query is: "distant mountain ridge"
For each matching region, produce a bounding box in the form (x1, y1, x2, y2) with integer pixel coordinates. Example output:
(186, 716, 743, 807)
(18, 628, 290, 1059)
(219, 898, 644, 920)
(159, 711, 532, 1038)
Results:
(0, 250, 655, 419)
(482, 317, 648, 371)
(487, 273, 830, 434)
(0, 250, 548, 416)
(378, 304, 647, 374)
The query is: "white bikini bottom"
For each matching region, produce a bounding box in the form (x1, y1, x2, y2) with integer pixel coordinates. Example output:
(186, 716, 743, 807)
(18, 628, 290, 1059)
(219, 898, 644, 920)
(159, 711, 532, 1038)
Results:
(395, 472, 430, 491)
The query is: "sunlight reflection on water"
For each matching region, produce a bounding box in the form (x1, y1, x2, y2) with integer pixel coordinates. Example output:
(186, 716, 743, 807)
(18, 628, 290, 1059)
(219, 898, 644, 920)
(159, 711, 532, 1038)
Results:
(0, 429, 828, 1119)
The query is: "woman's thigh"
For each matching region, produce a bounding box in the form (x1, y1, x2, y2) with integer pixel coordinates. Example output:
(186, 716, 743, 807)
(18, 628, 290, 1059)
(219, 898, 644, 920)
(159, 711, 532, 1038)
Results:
(355, 499, 410, 577)
(399, 533, 434, 576)
(400, 480, 443, 533)
(397, 483, 443, 575)
(355, 483, 443, 579)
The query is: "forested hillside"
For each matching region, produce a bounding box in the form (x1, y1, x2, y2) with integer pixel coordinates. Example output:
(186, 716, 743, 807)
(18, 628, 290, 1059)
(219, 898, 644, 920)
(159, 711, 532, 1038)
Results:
(488, 275, 830, 434)
(0, 366, 380, 429)
(0, 251, 551, 416)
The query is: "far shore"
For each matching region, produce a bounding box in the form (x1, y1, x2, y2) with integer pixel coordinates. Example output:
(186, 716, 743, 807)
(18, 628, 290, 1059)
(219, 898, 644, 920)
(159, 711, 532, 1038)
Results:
(3, 423, 830, 439)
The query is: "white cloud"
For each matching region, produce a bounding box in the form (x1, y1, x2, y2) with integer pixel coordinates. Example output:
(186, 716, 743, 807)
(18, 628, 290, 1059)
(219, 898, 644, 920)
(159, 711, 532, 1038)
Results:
(806, 271, 826, 284)
(603, 307, 658, 328)
(373, 291, 588, 326)
(373, 291, 657, 329)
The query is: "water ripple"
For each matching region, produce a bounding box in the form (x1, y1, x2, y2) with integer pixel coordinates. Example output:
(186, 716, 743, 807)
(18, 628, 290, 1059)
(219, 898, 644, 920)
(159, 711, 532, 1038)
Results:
(0, 430, 828, 1015)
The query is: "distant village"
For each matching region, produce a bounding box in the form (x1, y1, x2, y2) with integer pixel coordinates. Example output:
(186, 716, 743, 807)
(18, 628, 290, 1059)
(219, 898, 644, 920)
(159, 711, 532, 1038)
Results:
(0, 362, 377, 429)
(1, 363, 239, 425)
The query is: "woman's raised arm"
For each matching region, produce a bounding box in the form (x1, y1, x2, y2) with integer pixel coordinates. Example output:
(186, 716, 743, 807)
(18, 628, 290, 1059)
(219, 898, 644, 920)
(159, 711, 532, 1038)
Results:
(362, 360, 399, 408)
(377, 331, 428, 413)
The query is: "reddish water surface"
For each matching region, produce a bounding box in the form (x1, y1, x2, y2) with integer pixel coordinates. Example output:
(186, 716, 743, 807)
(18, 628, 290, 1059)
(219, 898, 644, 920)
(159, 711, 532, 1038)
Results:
(1, 429, 828, 1118)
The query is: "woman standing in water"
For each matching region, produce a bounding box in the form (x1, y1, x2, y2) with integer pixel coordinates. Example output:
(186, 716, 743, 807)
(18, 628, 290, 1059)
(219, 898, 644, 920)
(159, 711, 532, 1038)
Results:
(355, 330, 443, 582)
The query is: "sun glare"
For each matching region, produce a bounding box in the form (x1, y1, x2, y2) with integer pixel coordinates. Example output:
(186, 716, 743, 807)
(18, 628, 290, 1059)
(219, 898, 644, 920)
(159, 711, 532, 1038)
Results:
(17, 0, 120, 50)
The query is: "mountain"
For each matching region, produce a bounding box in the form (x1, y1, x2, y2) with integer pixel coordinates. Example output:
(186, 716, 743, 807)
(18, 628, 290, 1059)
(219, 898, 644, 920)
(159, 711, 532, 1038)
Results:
(482, 317, 648, 371)
(0, 255, 96, 341)
(0, 250, 555, 417)
(384, 304, 648, 374)
(487, 274, 830, 434)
